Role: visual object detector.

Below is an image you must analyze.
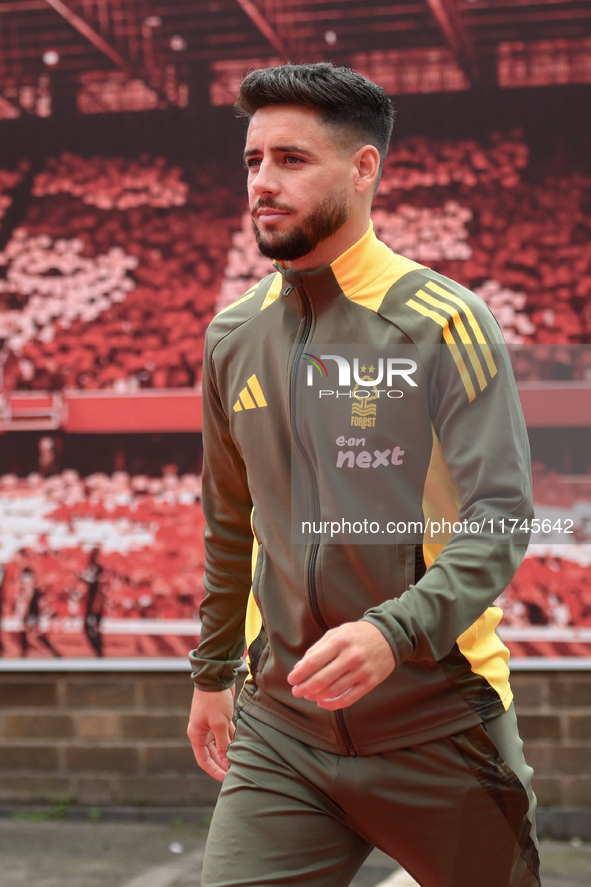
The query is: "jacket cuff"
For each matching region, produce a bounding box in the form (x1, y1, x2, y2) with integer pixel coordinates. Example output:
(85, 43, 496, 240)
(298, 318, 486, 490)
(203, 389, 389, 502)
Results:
(188, 648, 241, 689)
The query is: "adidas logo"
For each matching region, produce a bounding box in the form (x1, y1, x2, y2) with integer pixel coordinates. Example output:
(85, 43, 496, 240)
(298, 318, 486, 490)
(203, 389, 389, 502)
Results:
(233, 374, 268, 412)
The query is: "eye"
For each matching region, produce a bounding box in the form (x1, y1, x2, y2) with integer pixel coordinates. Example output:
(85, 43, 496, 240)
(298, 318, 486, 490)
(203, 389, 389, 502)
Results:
(285, 155, 303, 165)
(245, 157, 261, 170)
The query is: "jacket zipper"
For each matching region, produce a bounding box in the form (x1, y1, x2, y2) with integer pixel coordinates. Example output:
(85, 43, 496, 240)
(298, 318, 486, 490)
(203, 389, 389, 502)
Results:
(289, 285, 323, 621)
(289, 281, 356, 756)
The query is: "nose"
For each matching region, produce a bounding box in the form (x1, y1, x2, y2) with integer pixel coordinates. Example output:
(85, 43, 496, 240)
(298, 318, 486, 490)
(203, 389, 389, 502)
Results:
(250, 157, 279, 198)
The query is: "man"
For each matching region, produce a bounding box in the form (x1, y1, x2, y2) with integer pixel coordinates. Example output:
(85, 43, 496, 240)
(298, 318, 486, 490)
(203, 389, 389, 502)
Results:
(17, 562, 60, 659)
(80, 547, 105, 657)
(188, 63, 540, 887)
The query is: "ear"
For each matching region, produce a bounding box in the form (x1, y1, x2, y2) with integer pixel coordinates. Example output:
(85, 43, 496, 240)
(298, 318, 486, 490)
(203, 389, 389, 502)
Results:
(353, 145, 381, 195)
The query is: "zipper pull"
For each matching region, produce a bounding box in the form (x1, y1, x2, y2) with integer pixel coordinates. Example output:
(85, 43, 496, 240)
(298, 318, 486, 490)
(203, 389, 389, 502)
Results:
(282, 284, 295, 296)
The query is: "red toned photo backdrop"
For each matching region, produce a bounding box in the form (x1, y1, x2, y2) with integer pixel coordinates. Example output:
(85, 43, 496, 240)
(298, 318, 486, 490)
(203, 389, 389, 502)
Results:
(0, 10, 590, 667)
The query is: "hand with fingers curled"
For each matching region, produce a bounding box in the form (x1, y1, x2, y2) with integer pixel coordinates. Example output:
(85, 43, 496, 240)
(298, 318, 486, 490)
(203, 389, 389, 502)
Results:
(187, 685, 236, 782)
(287, 620, 396, 711)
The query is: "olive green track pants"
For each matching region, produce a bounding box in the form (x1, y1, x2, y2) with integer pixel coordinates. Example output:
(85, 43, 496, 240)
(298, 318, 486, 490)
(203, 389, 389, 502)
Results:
(201, 704, 540, 887)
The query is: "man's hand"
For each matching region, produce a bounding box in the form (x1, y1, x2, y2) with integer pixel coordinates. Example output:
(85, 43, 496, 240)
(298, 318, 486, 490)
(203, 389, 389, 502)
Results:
(287, 621, 395, 710)
(187, 685, 235, 782)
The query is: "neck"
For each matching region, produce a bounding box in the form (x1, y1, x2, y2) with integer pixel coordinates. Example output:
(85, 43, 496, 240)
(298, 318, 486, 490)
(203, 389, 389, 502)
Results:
(283, 212, 372, 272)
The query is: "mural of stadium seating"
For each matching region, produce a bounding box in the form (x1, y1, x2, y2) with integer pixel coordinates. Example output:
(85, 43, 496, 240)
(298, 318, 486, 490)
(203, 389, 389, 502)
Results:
(0, 463, 590, 660)
(0, 469, 205, 658)
(0, 154, 243, 397)
(0, 138, 589, 662)
(499, 547, 591, 659)
(0, 133, 589, 406)
(219, 130, 591, 348)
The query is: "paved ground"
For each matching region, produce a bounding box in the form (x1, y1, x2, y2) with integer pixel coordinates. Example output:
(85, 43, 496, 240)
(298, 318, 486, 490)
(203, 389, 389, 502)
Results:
(0, 815, 589, 886)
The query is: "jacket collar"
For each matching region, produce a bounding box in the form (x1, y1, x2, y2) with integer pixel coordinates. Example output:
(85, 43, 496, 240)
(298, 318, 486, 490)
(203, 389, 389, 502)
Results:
(330, 222, 394, 298)
(274, 222, 393, 302)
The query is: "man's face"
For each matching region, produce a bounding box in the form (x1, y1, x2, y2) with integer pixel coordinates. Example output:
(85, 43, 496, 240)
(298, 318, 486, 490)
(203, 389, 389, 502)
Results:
(245, 105, 357, 263)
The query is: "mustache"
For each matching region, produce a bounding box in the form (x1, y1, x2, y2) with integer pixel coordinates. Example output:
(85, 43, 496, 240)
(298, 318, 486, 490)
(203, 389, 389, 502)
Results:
(252, 199, 295, 214)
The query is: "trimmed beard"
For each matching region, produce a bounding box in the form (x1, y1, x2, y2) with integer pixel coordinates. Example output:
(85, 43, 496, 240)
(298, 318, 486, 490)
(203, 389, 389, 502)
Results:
(252, 187, 349, 262)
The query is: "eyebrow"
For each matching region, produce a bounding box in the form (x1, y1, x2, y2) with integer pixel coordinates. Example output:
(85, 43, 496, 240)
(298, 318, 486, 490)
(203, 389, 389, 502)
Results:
(243, 145, 315, 160)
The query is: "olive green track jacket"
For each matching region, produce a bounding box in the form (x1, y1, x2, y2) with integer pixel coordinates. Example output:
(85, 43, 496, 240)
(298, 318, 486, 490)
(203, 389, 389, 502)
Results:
(189, 225, 533, 755)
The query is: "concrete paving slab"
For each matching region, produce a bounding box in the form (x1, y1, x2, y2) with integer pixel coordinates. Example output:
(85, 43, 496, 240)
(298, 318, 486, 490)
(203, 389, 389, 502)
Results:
(0, 820, 208, 887)
(0, 818, 589, 886)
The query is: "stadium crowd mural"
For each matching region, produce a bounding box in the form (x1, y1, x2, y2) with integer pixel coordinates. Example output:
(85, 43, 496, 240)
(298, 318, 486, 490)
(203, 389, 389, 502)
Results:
(1, 132, 591, 392)
(0, 129, 590, 661)
(0, 155, 236, 392)
(0, 469, 204, 659)
(0, 162, 29, 225)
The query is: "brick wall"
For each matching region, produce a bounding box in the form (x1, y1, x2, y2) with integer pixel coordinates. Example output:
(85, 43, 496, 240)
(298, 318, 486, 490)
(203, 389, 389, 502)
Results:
(511, 672, 591, 811)
(1, 670, 590, 819)
(0, 671, 219, 808)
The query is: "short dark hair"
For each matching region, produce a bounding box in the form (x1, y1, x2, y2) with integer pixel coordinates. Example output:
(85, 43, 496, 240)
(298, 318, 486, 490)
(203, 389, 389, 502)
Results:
(235, 62, 394, 167)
